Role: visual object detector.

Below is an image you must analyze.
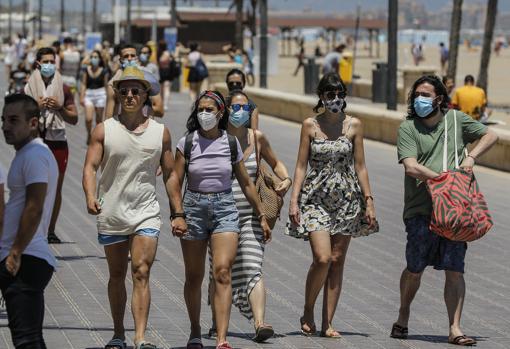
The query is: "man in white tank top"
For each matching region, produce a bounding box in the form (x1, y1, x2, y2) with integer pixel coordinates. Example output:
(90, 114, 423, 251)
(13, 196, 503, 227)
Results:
(83, 66, 187, 349)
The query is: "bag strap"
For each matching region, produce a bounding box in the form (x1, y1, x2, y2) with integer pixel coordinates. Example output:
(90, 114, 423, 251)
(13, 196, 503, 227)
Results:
(442, 110, 460, 172)
(227, 133, 238, 179)
(183, 131, 194, 183)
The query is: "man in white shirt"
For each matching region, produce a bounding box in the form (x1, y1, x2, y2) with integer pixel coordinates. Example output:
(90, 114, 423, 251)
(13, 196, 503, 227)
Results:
(0, 93, 58, 349)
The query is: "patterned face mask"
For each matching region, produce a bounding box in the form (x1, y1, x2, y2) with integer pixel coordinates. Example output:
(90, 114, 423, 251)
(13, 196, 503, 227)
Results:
(323, 97, 344, 114)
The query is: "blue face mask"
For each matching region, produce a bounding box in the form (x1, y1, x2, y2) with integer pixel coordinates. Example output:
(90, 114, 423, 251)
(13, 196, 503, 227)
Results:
(414, 96, 437, 118)
(40, 63, 56, 78)
(229, 109, 250, 128)
(122, 59, 138, 69)
(90, 57, 100, 67)
(139, 53, 148, 63)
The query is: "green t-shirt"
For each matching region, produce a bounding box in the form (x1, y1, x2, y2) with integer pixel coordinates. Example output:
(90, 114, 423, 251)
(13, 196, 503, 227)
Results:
(397, 110, 487, 221)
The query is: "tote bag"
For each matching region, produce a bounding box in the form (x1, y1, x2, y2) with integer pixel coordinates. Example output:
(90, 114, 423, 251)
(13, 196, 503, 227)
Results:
(426, 111, 493, 242)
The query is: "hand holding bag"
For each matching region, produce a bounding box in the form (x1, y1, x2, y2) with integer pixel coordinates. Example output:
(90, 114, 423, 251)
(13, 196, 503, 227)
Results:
(253, 130, 284, 230)
(426, 110, 493, 242)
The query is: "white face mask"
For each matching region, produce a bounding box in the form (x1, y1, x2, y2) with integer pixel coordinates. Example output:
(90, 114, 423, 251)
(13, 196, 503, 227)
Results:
(197, 111, 218, 131)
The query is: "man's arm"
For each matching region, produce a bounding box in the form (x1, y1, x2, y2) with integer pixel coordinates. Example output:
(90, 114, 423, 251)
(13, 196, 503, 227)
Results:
(6, 183, 47, 275)
(82, 123, 105, 215)
(160, 128, 186, 236)
(460, 129, 498, 169)
(402, 157, 440, 182)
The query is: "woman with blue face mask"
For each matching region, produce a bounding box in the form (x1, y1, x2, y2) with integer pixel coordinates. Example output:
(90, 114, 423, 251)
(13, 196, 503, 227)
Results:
(80, 50, 109, 144)
(206, 91, 292, 343)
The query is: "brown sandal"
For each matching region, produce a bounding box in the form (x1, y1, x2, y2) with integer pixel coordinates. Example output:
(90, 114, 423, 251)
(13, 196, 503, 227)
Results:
(253, 324, 274, 342)
(320, 328, 342, 339)
(449, 335, 476, 346)
(390, 323, 408, 339)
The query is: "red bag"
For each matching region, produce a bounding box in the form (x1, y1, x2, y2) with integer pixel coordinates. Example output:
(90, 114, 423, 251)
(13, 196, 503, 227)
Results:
(426, 111, 493, 242)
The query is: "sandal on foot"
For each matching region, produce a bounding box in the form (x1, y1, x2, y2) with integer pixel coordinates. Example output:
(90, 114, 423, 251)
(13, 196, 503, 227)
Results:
(47, 232, 62, 244)
(253, 324, 274, 342)
(135, 341, 158, 349)
(449, 335, 477, 346)
(207, 327, 217, 339)
(390, 323, 408, 339)
(186, 338, 203, 349)
(105, 338, 126, 349)
(300, 316, 316, 336)
(216, 342, 233, 349)
(320, 329, 342, 339)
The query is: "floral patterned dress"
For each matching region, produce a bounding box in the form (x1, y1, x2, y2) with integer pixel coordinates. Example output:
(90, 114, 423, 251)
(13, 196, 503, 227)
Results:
(285, 118, 378, 239)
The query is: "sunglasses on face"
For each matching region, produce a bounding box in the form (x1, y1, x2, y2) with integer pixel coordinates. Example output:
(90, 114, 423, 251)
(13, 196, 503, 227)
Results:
(230, 104, 250, 112)
(228, 81, 243, 89)
(119, 87, 145, 96)
(325, 91, 345, 100)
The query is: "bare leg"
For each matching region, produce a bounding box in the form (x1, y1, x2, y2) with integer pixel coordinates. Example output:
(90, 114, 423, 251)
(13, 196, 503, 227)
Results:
(104, 241, 130, 341)
(210, 232, 238, 345)
(249, 278, 267, 329)
(445, 271, 468, 339)
(130, 234, 158, 344)
(181, 239, 208, 339)
(85, 104, 94, 144)
(395, 268, 423, 327)
(321, 235, 351, 334)
(48, 172, 64, 234)
(95, 107, 104, 125)
(302, 231, 332, 331)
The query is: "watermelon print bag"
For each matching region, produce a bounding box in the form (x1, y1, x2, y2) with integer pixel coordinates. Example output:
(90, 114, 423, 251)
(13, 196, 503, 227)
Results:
(426, 110, 493, 242)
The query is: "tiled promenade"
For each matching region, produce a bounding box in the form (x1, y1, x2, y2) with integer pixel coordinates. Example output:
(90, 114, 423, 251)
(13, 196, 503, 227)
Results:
(0, 91, 509, 349)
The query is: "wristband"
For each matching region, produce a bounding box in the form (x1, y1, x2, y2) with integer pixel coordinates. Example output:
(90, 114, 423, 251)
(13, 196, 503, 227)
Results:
(365, 195, 374, 202)
(467, 154, 476, 161)
(283, 177, 292, 184)
(171, 212, 186, 220)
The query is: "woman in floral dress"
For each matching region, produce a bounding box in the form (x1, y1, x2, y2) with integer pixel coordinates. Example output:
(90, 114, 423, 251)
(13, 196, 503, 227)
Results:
(286, 72, 378, 338)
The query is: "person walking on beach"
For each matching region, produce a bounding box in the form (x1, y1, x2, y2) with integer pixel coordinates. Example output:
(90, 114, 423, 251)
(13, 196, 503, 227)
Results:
(391, 75, 497, 346)
(1, 93, 58, 349)
(174, 90, 270, 349)
(207, 90, 292, 342)
(286, 72, 378, 338)
(83, 66, 186, 349)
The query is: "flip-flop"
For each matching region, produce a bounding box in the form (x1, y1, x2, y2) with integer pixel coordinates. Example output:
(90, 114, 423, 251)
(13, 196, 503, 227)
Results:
(300, 316, 316, 336)
(390, 322, 408, 339)
(186, 338, 203, 349)
(105, 338, 126, 349)
(320, 329, 342, 339)
(448, 335, 477, 346)
(253, 324, 274, 342)
(134, 341, 158, 349)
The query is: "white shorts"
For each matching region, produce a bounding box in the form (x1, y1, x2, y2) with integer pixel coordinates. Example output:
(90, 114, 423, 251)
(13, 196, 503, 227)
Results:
(84, 88, 106, 108)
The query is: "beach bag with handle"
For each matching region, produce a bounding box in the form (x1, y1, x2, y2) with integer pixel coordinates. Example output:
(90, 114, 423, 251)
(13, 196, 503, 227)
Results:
(426, 110, 493, 242)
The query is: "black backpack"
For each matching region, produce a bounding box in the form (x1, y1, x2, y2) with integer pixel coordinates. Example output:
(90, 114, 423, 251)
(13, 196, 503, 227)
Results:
(183, 131, 238, 181)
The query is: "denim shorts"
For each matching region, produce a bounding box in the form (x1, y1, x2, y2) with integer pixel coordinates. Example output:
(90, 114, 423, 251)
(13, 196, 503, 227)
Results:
(98, 228, 160, 246)
(405, 216, 467, 274)
(181, 189, 240, 241)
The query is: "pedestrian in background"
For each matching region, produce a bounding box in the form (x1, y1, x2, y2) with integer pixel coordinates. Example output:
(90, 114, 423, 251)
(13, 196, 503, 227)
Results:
(451, 75, 487, 121)
(25, 47, 78, 244)
(391, 75, 497, 346)
(1, 93, 58, 349)
(225, 68, 259, 129)
(286, 72, 378, 338)
(207, 90, 292, 343)
(80, 50, 109, 145)
(174, 90, 270, 349)
(186, 42, 208, 102)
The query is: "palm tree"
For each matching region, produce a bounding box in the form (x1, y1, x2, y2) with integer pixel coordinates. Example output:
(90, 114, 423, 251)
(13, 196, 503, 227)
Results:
(477, 0, 498, 94)
(447, 0, 463, 83)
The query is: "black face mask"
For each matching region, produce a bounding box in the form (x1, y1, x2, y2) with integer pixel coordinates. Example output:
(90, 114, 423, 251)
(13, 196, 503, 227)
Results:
(227, 81, 243, 92)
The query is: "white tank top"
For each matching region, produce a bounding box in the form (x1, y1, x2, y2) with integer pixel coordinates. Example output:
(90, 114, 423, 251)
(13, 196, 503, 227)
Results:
(97, 117, 164, 235)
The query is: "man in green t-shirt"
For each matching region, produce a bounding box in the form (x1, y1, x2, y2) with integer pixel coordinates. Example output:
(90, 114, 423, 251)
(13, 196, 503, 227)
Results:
(391, 75, 498, 346)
